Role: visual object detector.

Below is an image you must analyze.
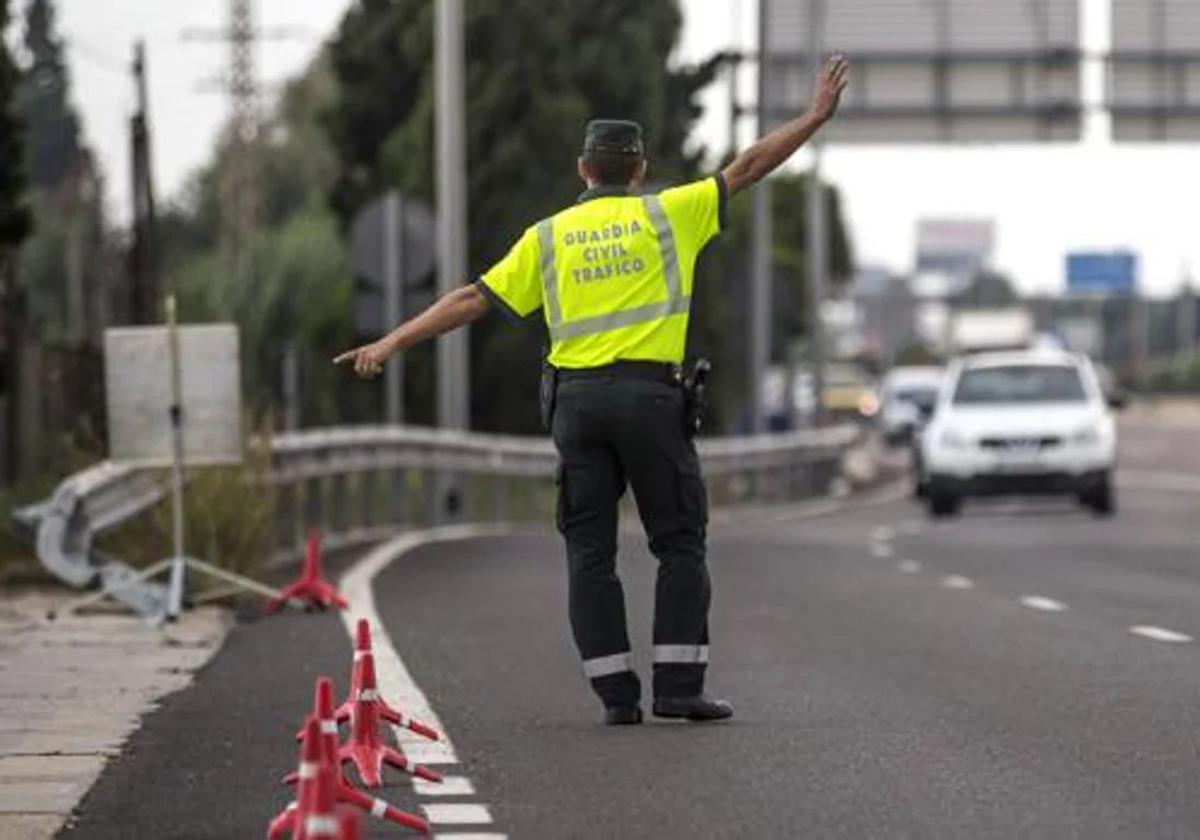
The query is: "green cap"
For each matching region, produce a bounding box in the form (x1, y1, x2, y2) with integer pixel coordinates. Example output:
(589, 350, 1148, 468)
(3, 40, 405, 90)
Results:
(583, 119, 644, 157)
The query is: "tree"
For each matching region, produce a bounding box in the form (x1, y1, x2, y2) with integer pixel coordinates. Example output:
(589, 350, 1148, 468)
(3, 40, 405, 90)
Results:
(0, 0, 28, 256)
(17, 0, 79, 189)
(0, 0, 31, 484)
(323, 0, 723, 432)
(692, 173, 853, 431)
(165, 53, 360, 428)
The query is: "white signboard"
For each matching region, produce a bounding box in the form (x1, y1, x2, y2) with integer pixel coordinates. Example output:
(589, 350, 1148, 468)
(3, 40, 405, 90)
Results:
(762, 0, 1083, 142)
(104, 324, 242, 466)
(1110, 0, 1200, 140)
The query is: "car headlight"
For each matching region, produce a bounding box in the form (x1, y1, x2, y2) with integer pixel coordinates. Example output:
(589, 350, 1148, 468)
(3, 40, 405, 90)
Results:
(940, 428, 968, 449)
(1071, 425, 1100, 445)
(857, 392, 880, 417)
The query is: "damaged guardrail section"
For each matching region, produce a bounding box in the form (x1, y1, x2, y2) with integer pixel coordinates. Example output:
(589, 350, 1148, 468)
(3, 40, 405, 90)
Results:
(14, 423, 860, 601)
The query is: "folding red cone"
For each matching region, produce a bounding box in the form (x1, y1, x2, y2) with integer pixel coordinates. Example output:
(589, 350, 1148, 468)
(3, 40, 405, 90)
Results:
(298, 750, 340, 840)
(267, 717, 325, 840)
(334, 619, 441, 743)
(267, 530, 349, 613)
(284, 677, 429, 835)
(340, 653, 443, 787)
(339, 811, 362, 840)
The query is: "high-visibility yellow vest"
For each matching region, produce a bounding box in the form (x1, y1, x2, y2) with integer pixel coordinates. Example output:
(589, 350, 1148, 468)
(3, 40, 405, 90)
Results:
(479, 176, 726, 368)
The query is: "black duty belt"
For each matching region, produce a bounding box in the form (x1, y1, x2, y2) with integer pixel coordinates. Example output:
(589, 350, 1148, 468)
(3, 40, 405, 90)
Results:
(556, 360, 680, 385)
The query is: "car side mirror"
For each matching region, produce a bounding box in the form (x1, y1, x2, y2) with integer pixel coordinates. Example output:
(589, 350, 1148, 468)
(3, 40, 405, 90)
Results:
(1106, 391, 1128, 411)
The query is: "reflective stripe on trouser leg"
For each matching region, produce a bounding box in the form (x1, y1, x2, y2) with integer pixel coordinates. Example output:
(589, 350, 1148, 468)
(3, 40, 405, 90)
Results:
(582, 651, 633, 679)
(653, 644, 710, 665)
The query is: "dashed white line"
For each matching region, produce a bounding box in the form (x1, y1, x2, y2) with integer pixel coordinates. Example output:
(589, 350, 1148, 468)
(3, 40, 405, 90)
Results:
(897, 559, 922, 574)
(1019, 596, 1067, 613)
(870, 525, 894, 542)
(423, 804, 494, 825)
(416, 776, 476, 796)
(940, 574, 975, 590)
(341, 525, 513, 840)
(1129, 625, 1193, 643)
(870, 542, 895, 559)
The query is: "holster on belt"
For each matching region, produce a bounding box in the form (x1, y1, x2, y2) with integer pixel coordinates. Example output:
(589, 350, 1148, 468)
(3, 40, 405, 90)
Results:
(540, 361, 559, 431)
(681, 358, 712, 439)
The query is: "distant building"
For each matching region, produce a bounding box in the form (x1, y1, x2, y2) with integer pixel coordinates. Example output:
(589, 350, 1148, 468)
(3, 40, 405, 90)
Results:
(852, 265, 918, 364)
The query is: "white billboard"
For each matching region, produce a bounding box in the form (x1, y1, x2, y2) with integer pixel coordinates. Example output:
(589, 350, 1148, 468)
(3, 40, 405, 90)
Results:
(762, 0, 1083, 142)
(1110, 0, 1200, 141)
(104, 324, 243, 466)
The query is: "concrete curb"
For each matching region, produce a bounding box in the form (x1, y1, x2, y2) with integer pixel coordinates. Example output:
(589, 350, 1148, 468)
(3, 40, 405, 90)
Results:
(0, 591, 232, 839)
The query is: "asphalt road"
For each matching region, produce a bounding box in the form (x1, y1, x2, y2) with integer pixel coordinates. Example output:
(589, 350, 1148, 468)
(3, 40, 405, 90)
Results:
(61, 420, 1200, 839)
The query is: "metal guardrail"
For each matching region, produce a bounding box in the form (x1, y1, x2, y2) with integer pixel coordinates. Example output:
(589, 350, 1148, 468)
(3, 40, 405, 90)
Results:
(14, 423, 860, 606)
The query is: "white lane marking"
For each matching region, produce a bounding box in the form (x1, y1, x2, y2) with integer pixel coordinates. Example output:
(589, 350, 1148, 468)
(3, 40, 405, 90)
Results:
(897, 559, 922, 574)
(870, 525, 894, 543)
(870, 542, 894, 559)
(1129, 625, 1193, 643)
(416, 776, 476, 796)
(339, 524, 512, 768)
(423, 804, 494, 825)
(1019, 596, 1067, 613)
(940, 574, 974, 590)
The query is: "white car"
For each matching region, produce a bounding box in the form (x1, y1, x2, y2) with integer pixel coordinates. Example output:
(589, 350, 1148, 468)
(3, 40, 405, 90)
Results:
(919, 350, 1117, 517)
(880, 365, 944, 446)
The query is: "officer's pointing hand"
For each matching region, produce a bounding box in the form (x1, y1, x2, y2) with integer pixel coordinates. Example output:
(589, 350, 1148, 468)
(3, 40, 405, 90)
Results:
(811, 53, 850, 121)
(333, 340, 391, 379)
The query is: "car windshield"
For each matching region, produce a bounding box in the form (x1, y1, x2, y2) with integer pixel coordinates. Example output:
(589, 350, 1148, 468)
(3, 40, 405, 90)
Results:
(826, 365, 872, 387)
(890, 386, 939, 409)
(952, 364, 1086, 405)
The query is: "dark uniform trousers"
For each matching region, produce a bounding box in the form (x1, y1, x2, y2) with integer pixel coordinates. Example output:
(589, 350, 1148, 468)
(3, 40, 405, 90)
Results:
(551, 367, 711, 707)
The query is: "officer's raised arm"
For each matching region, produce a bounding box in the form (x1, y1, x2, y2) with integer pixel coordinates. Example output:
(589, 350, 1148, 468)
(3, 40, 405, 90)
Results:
(721, 54, 849, 197)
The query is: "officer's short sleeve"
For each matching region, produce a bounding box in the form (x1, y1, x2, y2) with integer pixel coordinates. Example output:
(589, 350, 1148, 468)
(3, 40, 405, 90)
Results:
(657, 174, 729, 255)
(477, 226, 542, 321)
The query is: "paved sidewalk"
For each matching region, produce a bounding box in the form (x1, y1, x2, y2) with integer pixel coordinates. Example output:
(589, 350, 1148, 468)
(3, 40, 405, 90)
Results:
(0, 590, 230, 839)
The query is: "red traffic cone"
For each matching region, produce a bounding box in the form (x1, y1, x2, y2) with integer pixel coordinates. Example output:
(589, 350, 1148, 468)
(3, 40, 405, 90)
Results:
(284, 678, 429, 835)
(298, 748, 340, 840)
(339, 811, 362, 840)
(267, 530, 349, 613)
(334, 619, 441, 743)
(341, 653, 442, 788)
(267, 717, 325, 840)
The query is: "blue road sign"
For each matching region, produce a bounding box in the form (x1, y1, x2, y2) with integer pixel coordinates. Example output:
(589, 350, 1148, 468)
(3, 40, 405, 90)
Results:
(1066, 251, 1137, 296)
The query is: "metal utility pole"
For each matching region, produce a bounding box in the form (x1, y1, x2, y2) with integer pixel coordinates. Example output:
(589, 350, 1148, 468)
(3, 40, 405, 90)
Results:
(183, 1, 304, 284)
(435, 0, 469, 432)
(747, 0, 772, 434)
(225, 0, 258, 284)
(806, 0, 828, 426)
(129, 40, 158, 325)
(383, 193, 405, 425)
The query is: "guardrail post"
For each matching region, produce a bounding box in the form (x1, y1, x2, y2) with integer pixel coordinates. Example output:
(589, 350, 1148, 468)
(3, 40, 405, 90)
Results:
(389, 468, 407, 528)
(492, 474, 510, 522)
(330, 473, 348, 538)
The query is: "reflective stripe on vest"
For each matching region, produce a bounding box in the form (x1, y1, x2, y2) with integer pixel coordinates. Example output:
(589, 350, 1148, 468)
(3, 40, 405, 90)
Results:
(537, 195, 688, 343)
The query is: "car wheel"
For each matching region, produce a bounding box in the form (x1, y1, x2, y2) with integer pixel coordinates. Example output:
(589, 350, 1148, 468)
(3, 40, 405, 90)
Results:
(927, 490, 960, 518)
(1086, 472, 1116, 517)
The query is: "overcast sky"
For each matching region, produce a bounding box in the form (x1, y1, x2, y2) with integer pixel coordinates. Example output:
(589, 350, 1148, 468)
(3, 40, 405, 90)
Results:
(58, 0, 1200, 296)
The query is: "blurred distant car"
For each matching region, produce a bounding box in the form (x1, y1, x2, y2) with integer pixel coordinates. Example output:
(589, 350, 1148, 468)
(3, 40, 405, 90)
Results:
(880, 366, 943, 446)
(919, 350, 1117, 518)
(821, 362, 880, 424)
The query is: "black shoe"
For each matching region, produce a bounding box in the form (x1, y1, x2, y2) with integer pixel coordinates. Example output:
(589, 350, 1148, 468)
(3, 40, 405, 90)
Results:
(604, 705, 644, 726)
(652, 695, 734, 722)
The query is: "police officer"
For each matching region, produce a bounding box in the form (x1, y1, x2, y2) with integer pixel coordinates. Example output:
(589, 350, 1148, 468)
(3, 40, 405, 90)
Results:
(336, 55, 849, 725)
